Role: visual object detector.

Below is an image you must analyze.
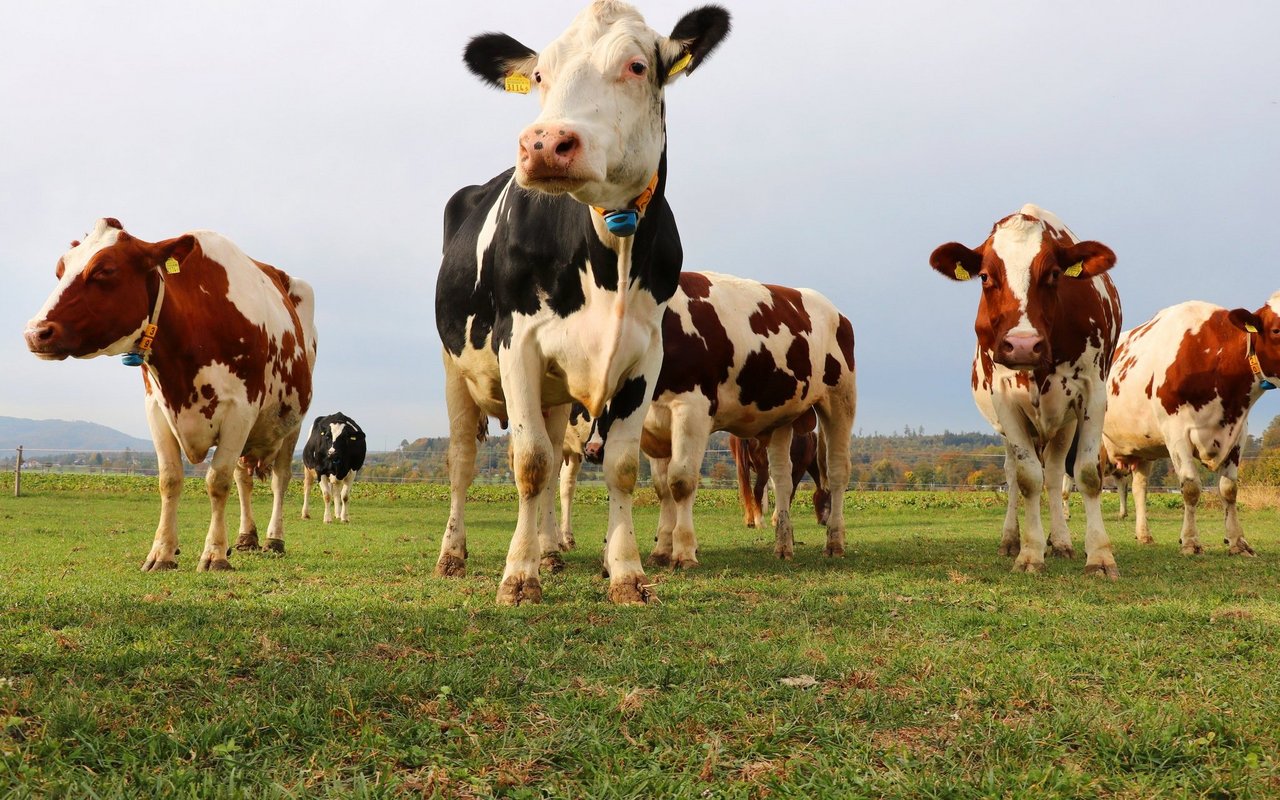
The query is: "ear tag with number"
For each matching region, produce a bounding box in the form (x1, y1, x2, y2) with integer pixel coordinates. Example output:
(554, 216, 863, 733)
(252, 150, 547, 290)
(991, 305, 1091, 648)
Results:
(504, 73, 531, 94)
(164, 257, 180, 274)
(1245, 323, 1259, 334)
(668, 52, 692, 77)
(1064, 261, 1083, 278)
(954, 263, 970, 281)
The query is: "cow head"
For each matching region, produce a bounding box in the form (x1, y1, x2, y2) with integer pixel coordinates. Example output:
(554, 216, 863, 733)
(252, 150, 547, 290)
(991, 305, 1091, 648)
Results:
(24, 218, 194, 361)
(311, 414, 368, 471)
(1227, 290, 1280, 386)
(930, 205, 1116, 370)
(463, 1, 730, 209)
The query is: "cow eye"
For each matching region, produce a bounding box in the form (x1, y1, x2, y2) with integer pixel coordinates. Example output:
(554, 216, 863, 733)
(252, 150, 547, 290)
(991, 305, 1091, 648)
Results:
(534, 71, 542, 84)
(629, 61, 647, 76)
(90, 265, 117, 281)
(978, 273, 989, 284)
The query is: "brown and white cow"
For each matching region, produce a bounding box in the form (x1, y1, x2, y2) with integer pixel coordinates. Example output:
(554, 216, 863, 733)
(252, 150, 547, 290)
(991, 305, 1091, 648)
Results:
(729, 413, 830, 529)
(434, 2, 731, 604)
(931, 204, 1122, 577)
(591, 270, 856, 567)
(24, 218, 317, 570)
(1102, 293, 1280, 555)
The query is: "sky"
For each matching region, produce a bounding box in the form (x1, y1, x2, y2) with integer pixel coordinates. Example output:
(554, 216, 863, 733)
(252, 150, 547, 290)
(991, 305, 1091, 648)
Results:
(3, 1, 1279, 453)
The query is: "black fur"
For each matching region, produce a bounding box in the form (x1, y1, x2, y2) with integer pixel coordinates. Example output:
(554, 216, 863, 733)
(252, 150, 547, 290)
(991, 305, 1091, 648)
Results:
(302, 413, 367, 481)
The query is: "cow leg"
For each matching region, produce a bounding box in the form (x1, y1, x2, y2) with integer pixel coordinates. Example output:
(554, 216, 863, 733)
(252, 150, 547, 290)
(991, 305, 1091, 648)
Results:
(338, 472, 356, 523)
(1221, 455, 1254, 556)
(665, 411, 711, 569)
(1060, 473, 1072, 523)
(436, 352, 481, 578)
(1043, 421, 1075, 559)
(262, 432, 298, 553)
(999, 418, 1048, 574)
(558, 453, 582, 551)
(233, 465, 260, 551)
(1168, 440, 1205, 555)
(539, 404, 571, 573)
(768, 426, 797, 560)
(810, 432, 831, 527)
(321, 475, 335, 524)
(1132, 461, 1154, 543)
(301, 466, 315, 520)
(1116, 473, 1129, 520)
(1075, 404, 1118, 579)
(648, 456, 676, 566)
(197, 429, 247, 572)
(816, 385, 855, 558)
(997, 448, 1021, 556)
(141, 395, 182, 572)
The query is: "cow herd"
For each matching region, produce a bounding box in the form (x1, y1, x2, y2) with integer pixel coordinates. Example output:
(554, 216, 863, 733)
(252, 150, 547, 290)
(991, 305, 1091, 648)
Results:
(20, 1, 1280, 607)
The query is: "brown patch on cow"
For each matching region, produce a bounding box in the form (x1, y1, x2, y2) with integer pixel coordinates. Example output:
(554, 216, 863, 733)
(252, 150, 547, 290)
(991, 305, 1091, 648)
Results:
(103, 217, 123, 230)
(678, 270, 712, 299)
(748, 285, 813, 338)
(1156, 309, 1254, 426)
(785, 335, 812, 392)
(654, 274, 734, 413)
(823, 354, 842, 387)
(199, 384, 219, 420)
(835, 315, 855, 371)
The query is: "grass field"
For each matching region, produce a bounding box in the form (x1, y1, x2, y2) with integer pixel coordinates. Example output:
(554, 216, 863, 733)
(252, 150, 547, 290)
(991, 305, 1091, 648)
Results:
(2, 473, 1279, 798)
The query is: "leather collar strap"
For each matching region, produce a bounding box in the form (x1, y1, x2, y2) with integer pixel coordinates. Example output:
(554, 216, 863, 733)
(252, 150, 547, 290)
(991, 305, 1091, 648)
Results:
(122, 264, 168, 367)
(1244, 323, 1277, 391)
(592, 172, 660, 237)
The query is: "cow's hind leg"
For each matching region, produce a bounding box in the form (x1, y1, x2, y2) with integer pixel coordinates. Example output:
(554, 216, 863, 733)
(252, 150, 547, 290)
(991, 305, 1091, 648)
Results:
(558, 454, 582, 551)
(261, 430, 299, 554)
(233, 464, 260, 551)
(1132, 461, 1154, 543)
(998, 448, 1020, 556)
(816, 380, 855, 558)
(768, 426, 797, 560)
(665, 411, 712, 569)
(436, 352, 481, 578)
(197, 423, 249, 572)
(1168, 439, 1205, 555)
(337, 472, 356, 523)
(648, 457, 676, 566)
(142, 395, 183, 571)
(1220, 454, 1254, 556)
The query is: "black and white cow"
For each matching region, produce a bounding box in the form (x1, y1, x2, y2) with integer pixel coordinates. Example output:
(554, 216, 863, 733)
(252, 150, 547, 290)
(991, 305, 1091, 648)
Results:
(301, 412, 367, 523)
(434, 2, 731, 605)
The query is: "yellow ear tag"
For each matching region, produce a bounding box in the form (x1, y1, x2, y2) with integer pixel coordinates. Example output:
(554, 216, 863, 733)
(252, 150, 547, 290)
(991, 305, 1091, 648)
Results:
(1245, 323, 1259, 334)
(954, 263, 970, 281)
(504, 73, 531, 94)
(164, 257, 180, 274)
(668, 52, 692, 77)
(1063, 261, 1083, 278)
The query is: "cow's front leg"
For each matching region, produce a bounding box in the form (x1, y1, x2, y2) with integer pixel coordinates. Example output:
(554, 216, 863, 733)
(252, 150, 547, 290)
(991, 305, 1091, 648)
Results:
(321, 476, 335, 524)
(1075, 403, 1118, 579)
(495, 351, 554, 606)
(436, 352, 481, 578)
(539, 404, 571, 573)
(198, 426, 249, 572)
(1167, 440, 1205, 555)
(1220, 456, 1254, 555)
(600, 375, 656, 605)
(997, 449, 1021, 557)
(300, 466, 315, 520)
(1003, 432, 1048, 574)
(337, 473, 355, 523)
(1043, 421, 1075, 559)
(141, 396, 182, 571)
(233, 463, 260, 551)
(767, 427, 796, 560)
(648, 457, 676, 566)
(261, 431, 298, 554)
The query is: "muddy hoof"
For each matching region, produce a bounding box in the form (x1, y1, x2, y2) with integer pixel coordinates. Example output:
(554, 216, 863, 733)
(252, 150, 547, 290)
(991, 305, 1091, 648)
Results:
(541, 552, 566, 573)
(774, 546, 794, 561)
(1012, 559, 1046, 574)
(435, 555, 467, 578)
(1135, 533, 1155, 545)
(608, 577, 653, 605)
(1049, 544, 1075, 559)
(647, 551, 672, 567)
(1180, 543, 1205, 556)
(234, 531, 260, 551)
(497, 576, 542, 606)
(301, 511, 311, 520)
(559, 536, 576, 552)
(141, 559, 178, 572)
(197, 557, 234, 572)
(672, 556, 700, 570)
(824, 543, 845, 558)
(1084, 562, 1120, 580)
(998, 540, 1020, 557)
(1228, 541, 1257, 557)
(261, 539, 285, 556)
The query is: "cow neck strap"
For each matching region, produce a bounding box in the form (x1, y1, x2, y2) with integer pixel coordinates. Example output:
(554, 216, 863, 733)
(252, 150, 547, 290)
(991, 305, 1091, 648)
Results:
(122, 265, 168, 368)
(1244, 324, 1277, 391)
(591, 172, 660, 237)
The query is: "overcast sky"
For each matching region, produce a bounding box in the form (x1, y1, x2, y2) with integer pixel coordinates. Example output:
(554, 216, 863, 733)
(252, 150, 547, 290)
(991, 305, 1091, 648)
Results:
(3, 1, 1279, 452)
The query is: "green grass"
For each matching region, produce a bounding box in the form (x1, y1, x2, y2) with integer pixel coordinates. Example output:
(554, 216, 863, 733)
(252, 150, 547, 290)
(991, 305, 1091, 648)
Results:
(2, 473, 1280, 798)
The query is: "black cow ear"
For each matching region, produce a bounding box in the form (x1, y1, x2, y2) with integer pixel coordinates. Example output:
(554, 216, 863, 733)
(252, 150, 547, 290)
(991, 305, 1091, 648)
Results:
(929, 242, 982, 282)
(464, 33, 538, 90)
(1228, 308, 1263, 333)
(661, 5, 731, 82)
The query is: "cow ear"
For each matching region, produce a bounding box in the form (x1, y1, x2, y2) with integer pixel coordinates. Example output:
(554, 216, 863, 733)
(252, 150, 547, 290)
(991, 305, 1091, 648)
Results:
(661, 5, 731, 83)
(464, 33, 538, 91)
(1058, 241, 1115, 279)
(929, 242, 982, 282)
(150, 234, 196, 271)
(1227, 308, 1264, 333)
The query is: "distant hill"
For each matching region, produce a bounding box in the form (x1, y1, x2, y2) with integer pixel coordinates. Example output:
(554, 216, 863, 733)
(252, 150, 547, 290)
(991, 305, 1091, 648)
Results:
(0, 417, 152, 451)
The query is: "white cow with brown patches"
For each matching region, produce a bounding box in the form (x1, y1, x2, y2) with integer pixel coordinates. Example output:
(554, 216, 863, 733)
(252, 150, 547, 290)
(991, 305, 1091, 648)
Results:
(932, 204, 1123, 578)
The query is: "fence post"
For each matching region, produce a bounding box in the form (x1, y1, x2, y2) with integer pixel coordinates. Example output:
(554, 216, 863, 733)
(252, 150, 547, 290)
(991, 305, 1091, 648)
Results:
(14, 446, 22, 497)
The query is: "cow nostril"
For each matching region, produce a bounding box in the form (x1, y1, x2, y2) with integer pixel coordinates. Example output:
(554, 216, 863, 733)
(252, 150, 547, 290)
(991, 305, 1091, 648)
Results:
(555, 136, 577, 157)
(1000, 340, 1014, 354)
(533, 141, 544, 150)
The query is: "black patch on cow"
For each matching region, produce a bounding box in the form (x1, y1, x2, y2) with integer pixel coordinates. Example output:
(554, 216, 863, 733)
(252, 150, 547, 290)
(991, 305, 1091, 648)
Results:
(595, 376, 649, 445)
(668, 6, 732, 75)
(463, 33, 537, 88)
(737, 347, 797, 411)
(303, 412, 368, 480)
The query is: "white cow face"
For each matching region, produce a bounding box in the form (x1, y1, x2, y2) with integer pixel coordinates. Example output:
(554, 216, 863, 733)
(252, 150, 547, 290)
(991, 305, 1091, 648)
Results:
(464, 1, 729, 209)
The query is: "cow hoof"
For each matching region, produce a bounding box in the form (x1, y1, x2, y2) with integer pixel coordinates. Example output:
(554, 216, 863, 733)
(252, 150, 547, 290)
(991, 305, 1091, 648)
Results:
(672, 556, 700, 570)
(1135, 533, 1155, 545)
(435, 555, 467, 578)
(1012, 559, 1046, 574)
(774, 546, 794, 561)
(261, 540, 285, 556)
(998, 540, 1020, 557)
(1084, 562, 1120, 580)
(647, 551, 672, 567)
(559, 535, 576, 552)
(1180, 543, 1205, 556)
(497, 576, 542, 606)
(540, 552, 566, 573)
(745, 521, 757, 529)
(141, 559, 178, 572)
(608, 576, 653, 605)
(301, 511, 311, 520)
(1049, 544, 1075, 559)
(824, 544, 845, 558)
(1228, 541, 1257, 557)
(234, 531, 260, 551)
(197, 557, 234, 572)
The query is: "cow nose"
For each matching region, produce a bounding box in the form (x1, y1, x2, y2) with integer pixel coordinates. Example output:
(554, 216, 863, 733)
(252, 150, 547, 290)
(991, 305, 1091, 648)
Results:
(519, 126, 580, 175)
(584, 442, 604, 464)
(23, 320, 59, 351)
(999, 333, 1044, 366)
